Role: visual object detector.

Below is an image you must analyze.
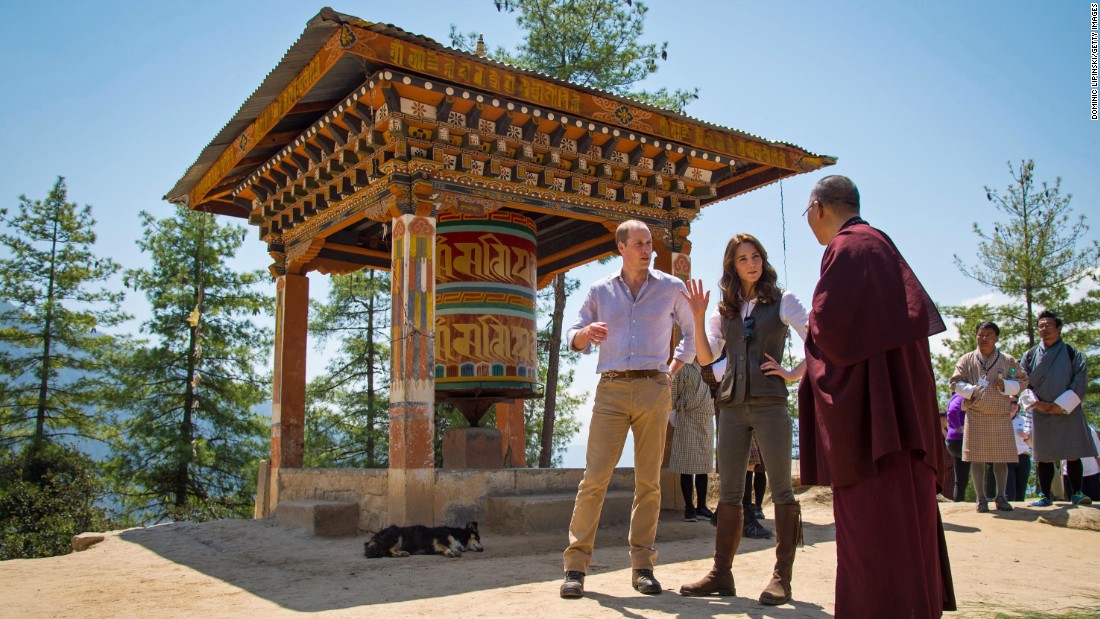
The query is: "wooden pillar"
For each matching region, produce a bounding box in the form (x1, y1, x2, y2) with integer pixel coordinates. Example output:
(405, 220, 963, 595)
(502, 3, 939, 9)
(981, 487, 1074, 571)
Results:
(495, 400, 527, 467)
(267, 273, 308, 515)
(388, 213, 437, 525)
(654, 233, 693, 507)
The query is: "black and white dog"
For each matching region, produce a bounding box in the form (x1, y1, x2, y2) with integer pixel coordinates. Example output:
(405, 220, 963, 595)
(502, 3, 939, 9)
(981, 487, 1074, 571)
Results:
(364, 521, 483, 558)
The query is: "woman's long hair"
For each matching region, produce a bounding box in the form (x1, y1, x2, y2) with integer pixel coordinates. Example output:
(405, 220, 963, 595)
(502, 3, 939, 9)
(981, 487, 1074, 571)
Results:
(717, 233, 782, 319)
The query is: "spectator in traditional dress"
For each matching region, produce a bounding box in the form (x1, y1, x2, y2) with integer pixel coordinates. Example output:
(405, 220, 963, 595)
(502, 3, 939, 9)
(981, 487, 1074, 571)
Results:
(950, 321, 1028, 512)
(669, 360, 716, 522)
(1019, 310, 1096, 507)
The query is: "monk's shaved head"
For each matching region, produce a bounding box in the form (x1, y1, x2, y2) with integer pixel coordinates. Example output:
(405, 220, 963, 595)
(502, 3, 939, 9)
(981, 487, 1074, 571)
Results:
(810, 175, 860, 214)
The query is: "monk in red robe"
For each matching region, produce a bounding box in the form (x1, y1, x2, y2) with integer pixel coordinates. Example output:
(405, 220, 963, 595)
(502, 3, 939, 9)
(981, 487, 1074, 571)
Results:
(798, 175, 956, 619)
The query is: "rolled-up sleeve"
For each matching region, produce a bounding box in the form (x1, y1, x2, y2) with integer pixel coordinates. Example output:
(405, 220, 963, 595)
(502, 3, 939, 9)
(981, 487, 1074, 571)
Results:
(671, 282, 696, 364)
(705, 309, 725, 359)
(780, 291, 810, 343)
(565, 286, 598, 354)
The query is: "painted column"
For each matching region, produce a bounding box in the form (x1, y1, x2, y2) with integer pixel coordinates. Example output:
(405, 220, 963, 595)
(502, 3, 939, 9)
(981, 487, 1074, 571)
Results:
(388, 213, 437, 525)
(268, 273, 308, 515)
(654, 233, 693, 508)
(495, 399, 527, 467)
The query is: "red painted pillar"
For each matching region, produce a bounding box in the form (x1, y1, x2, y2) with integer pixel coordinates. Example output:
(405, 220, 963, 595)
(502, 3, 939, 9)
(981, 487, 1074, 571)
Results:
(388, 213, 437, 525)
(653, 233, 691, 475)
(495, 399, 527, 467)
(267, 273, 308, 515)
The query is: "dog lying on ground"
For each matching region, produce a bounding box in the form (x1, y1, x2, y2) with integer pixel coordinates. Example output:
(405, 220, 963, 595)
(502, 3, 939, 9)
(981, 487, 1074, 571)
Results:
(364, 521, 483, 558)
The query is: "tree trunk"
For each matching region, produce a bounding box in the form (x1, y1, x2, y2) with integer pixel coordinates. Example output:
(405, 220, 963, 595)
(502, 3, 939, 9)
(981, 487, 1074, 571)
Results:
(366, 271, 377, 467)
(177, 221, 205, 508)
(539, 273, 567, 468)
(34, 215, 60, 450)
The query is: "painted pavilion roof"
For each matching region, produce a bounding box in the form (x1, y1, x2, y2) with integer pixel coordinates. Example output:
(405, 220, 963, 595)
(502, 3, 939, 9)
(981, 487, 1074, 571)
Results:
(165, 7, 835, 282)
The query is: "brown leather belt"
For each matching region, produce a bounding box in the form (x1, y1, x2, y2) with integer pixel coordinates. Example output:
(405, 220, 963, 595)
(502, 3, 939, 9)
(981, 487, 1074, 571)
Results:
(601, 369, 664, 380)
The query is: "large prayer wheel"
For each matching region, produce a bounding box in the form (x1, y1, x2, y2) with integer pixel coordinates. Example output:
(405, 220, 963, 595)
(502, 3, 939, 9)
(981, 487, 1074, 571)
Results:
(434, 211, 540, 425)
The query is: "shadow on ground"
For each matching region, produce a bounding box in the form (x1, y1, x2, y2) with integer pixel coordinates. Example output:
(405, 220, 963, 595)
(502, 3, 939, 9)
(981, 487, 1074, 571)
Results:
(117, 505, 838, 613)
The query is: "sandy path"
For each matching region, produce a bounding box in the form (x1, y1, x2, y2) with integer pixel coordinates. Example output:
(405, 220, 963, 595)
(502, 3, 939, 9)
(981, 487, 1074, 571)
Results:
(3, 489, 1098, 618)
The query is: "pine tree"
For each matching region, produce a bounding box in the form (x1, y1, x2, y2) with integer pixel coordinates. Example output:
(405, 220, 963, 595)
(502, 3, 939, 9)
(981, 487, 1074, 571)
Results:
(954, 159, 1100, 347)
(457, 0, 699, 111)
(0, 177, 127, 457)
(107, 207, 270, 523)
(305, 270, 391, 467)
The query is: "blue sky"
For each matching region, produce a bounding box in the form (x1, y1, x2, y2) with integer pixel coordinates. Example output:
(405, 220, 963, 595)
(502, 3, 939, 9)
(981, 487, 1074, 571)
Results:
(2, 1, 1097, 467)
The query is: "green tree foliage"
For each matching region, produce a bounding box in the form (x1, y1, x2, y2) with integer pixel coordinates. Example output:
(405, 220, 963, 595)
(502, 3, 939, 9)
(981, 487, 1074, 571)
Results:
(459, 0, 699, 112)
(954, 160, 1100, 347)
(106, 208, 270, 523)
(0, 177, 127, 455)
(0, 443, 110, 559)
(305, 270, 391, 468)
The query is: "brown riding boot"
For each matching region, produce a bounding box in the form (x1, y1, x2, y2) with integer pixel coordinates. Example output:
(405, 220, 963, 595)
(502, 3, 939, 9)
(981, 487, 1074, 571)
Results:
(759, 502, 802, 605)
(679, 503, 742, 597)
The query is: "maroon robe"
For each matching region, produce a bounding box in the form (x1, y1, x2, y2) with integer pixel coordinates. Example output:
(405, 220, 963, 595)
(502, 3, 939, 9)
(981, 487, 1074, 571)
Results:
(798, 218, 956, 618)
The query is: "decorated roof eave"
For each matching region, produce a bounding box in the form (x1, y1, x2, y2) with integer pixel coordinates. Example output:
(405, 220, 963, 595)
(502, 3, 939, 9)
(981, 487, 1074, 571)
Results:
(165, 7, 834, 208)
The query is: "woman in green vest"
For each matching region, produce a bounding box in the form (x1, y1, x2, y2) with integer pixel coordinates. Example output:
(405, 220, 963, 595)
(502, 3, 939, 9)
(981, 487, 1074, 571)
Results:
(680, 233, 808, 606)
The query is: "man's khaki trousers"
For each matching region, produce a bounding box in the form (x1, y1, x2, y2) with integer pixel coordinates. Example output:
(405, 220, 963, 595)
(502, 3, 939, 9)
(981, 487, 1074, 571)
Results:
(563, 373, 671, 573)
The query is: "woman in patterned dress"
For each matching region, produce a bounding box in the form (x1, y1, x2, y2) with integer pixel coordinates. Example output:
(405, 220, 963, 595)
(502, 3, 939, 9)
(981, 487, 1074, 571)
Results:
(949, 321, 1028, 512)
(669, 360, 716, 521)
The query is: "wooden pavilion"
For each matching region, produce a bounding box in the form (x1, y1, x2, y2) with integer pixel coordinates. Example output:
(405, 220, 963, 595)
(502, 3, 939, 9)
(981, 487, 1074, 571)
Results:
(166, 7, 834, 526)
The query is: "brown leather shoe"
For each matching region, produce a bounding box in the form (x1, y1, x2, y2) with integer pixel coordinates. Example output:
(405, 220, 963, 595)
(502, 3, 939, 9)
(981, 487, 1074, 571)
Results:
(560, 571, 585, 599)
(632, 569, 662, 594)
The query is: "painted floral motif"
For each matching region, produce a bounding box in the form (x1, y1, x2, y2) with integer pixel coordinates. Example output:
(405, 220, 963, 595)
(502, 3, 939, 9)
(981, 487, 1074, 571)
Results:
(613, 105, 634, 125)
(339, 24, 357, 48)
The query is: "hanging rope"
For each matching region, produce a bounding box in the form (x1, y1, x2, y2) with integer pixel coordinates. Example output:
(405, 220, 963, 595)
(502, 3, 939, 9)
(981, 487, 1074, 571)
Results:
(779, 180, 793, 362)
(780, 180, 789, 287)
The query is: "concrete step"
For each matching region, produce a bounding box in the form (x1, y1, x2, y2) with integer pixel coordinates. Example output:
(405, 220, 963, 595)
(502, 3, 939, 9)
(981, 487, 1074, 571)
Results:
(275, 499, 359, 537)
(485, 490, 634, 535)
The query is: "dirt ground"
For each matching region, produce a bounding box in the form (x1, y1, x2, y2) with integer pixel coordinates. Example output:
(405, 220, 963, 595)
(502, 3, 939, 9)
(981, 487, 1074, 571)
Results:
(3, 487, 1099, 618)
